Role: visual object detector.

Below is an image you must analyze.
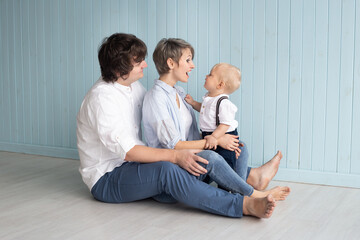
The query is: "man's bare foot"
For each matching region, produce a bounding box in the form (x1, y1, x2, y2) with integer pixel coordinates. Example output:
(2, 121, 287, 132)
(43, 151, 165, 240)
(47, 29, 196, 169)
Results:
(243, 195, 276, 218)
(247, 151, 282, 190)
(267, 186, 291, 201)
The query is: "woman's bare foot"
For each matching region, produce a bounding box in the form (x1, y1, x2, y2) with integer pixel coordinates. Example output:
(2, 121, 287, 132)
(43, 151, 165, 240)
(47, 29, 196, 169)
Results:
(267, 186, 291, 201)
(247, 151, 283, 190)
(250, 186, 291, 201)
(243, 195, 276, 218)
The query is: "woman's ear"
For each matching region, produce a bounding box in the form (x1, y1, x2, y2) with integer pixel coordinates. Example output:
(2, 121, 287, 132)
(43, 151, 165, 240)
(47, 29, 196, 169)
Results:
(167, 58, 175, 70)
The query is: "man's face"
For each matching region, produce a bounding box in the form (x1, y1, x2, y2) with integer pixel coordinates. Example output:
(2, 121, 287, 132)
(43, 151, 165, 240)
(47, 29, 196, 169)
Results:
(117, 60, 148, 86)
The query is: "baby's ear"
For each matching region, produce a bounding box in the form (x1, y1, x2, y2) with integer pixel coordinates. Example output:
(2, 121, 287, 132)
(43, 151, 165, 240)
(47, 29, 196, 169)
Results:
(217, 81, 225, 89)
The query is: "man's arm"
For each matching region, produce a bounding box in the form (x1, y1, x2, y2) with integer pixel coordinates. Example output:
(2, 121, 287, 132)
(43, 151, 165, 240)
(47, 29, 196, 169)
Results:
(125, 145, 208, 176)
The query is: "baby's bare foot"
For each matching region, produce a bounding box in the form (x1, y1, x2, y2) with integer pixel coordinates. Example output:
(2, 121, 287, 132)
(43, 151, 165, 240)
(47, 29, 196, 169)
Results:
(243, 195, 276, 218)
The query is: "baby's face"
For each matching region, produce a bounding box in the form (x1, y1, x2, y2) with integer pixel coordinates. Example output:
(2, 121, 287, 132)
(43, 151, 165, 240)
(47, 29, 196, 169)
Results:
(204, 66, 221, 93)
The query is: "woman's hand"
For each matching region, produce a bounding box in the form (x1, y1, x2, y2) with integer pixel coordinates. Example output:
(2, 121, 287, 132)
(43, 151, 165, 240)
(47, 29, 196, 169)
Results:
(174, 149, 209, 176)
(204, 135, 218, 150)
(218, 134, 239, 151)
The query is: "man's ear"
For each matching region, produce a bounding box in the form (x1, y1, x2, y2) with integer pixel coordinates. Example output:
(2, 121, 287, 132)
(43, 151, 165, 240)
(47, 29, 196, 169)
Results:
(167, 58, 175, 70)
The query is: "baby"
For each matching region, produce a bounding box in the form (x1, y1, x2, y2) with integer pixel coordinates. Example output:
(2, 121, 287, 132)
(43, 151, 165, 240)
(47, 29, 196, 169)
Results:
(186, 63, 291, 200)
(185, 63, 242, 170)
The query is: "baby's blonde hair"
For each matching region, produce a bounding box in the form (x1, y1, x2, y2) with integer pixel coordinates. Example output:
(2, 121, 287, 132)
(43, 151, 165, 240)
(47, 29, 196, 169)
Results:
(213, 63, 241, 94)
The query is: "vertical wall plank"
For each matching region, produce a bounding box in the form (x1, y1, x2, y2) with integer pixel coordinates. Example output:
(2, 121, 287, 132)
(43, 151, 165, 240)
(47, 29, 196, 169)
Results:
(252, 0, 265, 165)
(311, 0, 328, 171)
(14, 0, 24, 143)
(110, 0, 120, 33)
(351, 1, 360, 174)
(263, 0, 278, 161)
(44, 0, 54, 145)
(52, 0, 62, 147)
(22, 0, 32, 144)
(0, 0, 3, 142)
(166, 0, 177, 37)
(187, 0, 198, 98)
(324, 0, 341, 173)
(299, 0, 315, 170)
(128, 0, 138, 35)
(287, 0, 302, 169)
(338, 0, 355, 174)
(219, 0, 231, 62)
(156, 0, 166, 39)
(8, 0, 17, 143)
(276, 0, 290, 168)
(1, 0, 11, 142)
(197, 0, 209, 102)
(29, 0, 39, 145)
(208, 0, 220, 67)
(137, 0, 149, 88)
(147, 0, 157, 87)
(241, 0, 254, 165)
(230, 0, 242, 133)
(37, 0, 47, 145)
(177, 0, 187, 40)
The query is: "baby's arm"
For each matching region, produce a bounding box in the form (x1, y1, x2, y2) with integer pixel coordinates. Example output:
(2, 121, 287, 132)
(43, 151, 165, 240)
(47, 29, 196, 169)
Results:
(185, 94, 202, 112)
(204, 124, 230, 149)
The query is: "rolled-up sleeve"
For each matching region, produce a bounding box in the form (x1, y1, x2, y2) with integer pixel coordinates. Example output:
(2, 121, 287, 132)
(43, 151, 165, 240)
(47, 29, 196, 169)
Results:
(143, 88, 182, 149)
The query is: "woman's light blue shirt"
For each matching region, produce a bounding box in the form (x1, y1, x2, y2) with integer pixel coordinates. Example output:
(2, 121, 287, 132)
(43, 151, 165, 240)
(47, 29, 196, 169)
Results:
(142, 80, 201, 149)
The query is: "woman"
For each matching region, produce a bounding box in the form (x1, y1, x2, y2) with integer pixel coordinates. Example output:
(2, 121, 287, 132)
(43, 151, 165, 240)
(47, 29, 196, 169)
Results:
(142, 38, 290, 200)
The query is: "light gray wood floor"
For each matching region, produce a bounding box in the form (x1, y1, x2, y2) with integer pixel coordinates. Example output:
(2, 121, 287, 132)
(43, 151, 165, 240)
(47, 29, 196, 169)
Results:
(1, 151, 359, 240)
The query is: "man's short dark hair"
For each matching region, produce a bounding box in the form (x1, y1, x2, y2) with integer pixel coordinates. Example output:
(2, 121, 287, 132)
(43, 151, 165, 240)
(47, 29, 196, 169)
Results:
(98, 33, 147, 83)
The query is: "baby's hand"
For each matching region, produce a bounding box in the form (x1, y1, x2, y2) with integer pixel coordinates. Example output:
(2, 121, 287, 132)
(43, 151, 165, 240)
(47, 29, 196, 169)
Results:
(204, 135, 218, 150)
(185, 94, 194, 105)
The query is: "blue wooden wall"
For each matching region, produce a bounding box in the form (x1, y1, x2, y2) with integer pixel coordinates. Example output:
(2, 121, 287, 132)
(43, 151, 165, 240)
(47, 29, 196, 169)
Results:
(1, 0, 359, 188)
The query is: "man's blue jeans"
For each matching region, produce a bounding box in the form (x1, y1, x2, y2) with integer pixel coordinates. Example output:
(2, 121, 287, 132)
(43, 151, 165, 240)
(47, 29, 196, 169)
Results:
(91, 150, 249, 218)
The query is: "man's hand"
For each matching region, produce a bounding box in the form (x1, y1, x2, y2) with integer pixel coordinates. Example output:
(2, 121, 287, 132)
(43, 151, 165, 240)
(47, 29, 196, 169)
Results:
(204, 135, 218, 150)
(174, 149, 208, 176)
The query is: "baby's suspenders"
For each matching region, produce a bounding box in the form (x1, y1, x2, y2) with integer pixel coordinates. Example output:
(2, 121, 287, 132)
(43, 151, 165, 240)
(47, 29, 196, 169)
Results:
(215, 96, 228, 126)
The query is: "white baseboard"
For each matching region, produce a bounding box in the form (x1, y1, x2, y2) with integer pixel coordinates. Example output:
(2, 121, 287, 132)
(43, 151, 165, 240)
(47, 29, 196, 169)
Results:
(273, 168, 360, 188)
(0, 142, 79, 160)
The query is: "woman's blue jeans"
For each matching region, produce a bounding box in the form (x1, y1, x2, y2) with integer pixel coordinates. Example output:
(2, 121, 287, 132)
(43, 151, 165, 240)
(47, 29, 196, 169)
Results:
(91, 150, 248, 218)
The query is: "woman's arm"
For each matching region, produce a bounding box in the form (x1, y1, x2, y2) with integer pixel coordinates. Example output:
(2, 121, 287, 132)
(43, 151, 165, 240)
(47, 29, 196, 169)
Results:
(204, 124, 230, 149)
(174, 139, 207, 150)
(125, 145, 208, 176)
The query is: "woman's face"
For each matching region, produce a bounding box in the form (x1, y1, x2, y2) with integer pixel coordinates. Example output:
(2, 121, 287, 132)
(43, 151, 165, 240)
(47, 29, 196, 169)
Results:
(172, 48, 195, 83)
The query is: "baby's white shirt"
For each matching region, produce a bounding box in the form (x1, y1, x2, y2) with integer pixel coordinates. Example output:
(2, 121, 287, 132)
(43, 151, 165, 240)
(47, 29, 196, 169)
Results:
(199, 93, 238, 132)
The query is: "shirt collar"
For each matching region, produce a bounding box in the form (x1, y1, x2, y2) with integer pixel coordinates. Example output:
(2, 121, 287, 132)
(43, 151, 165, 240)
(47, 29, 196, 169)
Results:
(114, 81, 132, 93)
(155, 79, 184, 96)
